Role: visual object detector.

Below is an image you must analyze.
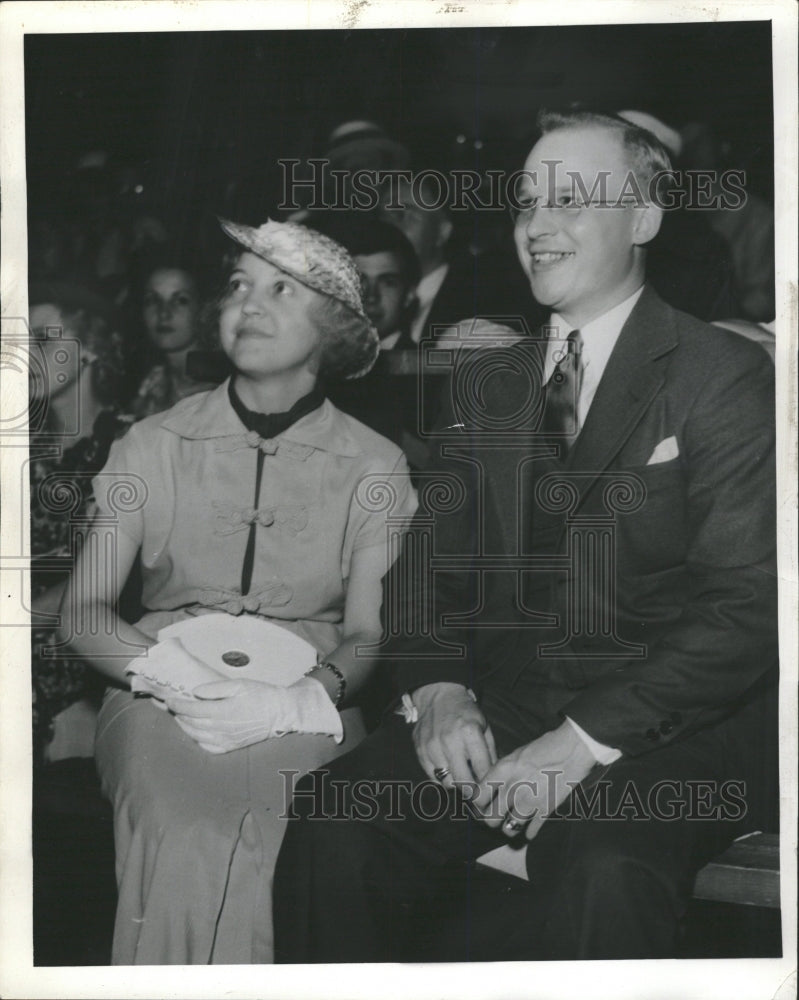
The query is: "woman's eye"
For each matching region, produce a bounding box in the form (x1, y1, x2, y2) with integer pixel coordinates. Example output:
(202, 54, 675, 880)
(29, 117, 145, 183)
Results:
(274, 281, 293, 296)
(227, 277, 246, 294)
(174, 295, 192, 308)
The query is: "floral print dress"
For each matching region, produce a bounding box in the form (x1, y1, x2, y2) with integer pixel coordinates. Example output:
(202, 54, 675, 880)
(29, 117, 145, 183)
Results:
(30, 409, 131, 763)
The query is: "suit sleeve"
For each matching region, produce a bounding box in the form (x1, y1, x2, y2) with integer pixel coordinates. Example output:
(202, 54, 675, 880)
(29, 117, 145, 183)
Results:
(381, 339, 541, 695)
(565, 339, 778, 756)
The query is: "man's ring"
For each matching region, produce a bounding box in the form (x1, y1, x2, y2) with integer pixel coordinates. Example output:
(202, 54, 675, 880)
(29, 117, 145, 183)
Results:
(433, 767, 450, 781)
(504, 817, 525, 831)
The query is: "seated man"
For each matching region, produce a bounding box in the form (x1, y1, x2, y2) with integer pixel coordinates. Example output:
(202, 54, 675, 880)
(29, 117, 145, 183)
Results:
(310, 215, 421, 348)
(273, 109, 778, 963)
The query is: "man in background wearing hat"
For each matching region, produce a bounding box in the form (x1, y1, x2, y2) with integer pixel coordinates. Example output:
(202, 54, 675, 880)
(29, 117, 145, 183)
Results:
(274, 109, 777, 962)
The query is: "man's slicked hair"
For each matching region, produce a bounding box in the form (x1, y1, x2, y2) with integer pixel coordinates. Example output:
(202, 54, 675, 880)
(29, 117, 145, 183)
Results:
(536, 108, 673, 197)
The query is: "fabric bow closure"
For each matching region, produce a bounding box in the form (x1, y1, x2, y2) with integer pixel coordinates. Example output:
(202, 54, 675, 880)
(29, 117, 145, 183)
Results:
(214, 433, 315, 462)
(213, 500, 309, 536)
(197, 583, 294, 615)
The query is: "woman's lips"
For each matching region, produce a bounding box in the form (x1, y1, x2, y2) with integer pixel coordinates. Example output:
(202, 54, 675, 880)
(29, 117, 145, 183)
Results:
(236, 324, 273, 339)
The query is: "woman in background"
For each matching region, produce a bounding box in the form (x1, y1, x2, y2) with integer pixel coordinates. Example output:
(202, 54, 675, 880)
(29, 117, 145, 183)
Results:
(28, 281, 131, 763)
(131, 252, 216, 417)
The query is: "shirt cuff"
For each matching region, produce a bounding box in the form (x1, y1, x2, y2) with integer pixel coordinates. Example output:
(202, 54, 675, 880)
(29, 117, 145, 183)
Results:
(565, 715, 623, 765)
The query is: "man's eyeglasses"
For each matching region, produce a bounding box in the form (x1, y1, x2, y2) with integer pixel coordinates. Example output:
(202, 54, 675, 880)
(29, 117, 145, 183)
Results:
(509, 195, 640, 224)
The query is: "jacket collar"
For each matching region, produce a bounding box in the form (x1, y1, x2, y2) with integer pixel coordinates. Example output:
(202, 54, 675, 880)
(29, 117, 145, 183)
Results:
(565, 284, 679, 475)
(160, 379, 362, 457)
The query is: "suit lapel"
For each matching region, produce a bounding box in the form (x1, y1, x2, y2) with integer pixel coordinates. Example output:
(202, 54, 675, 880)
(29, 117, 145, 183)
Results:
(565, 287, 679, 492)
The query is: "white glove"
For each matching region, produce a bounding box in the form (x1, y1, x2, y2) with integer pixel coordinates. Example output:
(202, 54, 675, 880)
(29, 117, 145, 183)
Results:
(164, 676, 344, 754)
(126, 637, 221, 702)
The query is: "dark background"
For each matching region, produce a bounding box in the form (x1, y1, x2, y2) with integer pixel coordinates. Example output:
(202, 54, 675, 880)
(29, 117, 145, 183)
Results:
(25, 22, 773, 251)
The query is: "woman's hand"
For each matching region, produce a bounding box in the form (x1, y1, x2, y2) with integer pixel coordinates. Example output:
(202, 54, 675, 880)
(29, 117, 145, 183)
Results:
(126, 637, 217, 699)
(411, 682, 497, 791)
(164, 676, 343, 754)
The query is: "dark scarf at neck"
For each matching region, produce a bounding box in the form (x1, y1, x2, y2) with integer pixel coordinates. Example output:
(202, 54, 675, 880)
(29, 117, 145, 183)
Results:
(228, 379, 325, 439)
(227, 379, 325, 597)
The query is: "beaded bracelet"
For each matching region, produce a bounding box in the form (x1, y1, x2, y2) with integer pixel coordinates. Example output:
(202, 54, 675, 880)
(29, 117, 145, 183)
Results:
(308, 658, 347, 708)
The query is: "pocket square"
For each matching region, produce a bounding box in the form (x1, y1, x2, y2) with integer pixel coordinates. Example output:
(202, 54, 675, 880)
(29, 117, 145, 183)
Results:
(646, 436, 679, 465)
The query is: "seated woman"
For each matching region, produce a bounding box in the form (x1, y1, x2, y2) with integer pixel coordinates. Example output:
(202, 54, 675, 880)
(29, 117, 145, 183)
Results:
(130, 251, 217, 417)
(28, 281, 131, 764)
(60, 218, 416, 964)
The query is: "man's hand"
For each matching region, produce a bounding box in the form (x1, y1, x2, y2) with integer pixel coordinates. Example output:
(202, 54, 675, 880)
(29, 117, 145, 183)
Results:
(411, 682, 497, 791)
(471, 720, 596, 840)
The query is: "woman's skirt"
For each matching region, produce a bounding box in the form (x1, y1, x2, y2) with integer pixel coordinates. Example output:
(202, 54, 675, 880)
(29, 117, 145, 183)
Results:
(95, 606, 366, 965)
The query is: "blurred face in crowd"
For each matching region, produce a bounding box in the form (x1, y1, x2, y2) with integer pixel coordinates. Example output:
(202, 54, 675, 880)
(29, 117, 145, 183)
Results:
(219, 252, 324, 384)
(142, 268, 201, 353)
(28, 302, 84, 401)
(513, 126, 661, 328)
(379, 179, 452, 276)
(355, 250, 413, 337)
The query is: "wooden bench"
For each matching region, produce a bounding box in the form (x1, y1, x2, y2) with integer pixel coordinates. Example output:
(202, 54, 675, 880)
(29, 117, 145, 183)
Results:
(478, 832, 781, 909)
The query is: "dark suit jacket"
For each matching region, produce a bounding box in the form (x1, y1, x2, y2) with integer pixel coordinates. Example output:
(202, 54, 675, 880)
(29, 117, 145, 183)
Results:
(383, 285, 777, 769)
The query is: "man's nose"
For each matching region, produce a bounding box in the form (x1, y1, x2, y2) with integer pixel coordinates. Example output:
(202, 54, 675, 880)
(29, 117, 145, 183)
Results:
(522, 204, 555, 239)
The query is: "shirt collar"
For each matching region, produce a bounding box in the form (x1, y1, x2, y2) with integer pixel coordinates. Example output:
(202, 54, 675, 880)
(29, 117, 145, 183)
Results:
(160, 378, 362, 457)
(415, 263, 449, 309)
(545, 285, 645, 378)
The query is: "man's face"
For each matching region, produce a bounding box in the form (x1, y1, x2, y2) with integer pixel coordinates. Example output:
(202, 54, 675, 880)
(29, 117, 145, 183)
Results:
(514, 126, 651, 327)
(379, 180, 451, 275)
(354, 251, 411, 337)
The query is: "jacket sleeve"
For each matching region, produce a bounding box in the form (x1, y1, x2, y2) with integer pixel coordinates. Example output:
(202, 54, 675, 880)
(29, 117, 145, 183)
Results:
(381, 339, 541, 695)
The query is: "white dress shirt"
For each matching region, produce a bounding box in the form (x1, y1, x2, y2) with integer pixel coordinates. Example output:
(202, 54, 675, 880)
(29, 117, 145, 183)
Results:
(544, 285, 645, 431)
(409, 263, 449, 343)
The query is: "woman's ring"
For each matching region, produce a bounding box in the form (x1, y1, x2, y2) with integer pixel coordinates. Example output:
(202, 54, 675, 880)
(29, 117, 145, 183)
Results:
(433, 767, 450, 782)
(504, 817, 525, 832)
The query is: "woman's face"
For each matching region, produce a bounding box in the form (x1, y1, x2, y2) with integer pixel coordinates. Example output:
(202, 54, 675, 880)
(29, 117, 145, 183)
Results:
(218, 253, 324, 381)
(28, 302, 84, 401)
(142, 268, 200, 353)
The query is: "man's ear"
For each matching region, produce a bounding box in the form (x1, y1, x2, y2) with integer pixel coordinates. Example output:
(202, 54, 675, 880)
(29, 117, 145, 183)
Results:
(632, 203, 663, 246)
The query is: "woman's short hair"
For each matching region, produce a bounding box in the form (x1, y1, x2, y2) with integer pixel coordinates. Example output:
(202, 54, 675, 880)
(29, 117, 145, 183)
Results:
(29, 281, 128, 406)
(310, 294, 383, 380)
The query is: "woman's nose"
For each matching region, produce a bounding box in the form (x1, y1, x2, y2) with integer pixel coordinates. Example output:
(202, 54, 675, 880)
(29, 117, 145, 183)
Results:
(241, 290, 268, 316)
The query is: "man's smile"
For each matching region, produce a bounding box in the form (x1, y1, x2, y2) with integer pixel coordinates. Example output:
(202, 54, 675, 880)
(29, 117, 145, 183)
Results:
(528, 250, 575, 268)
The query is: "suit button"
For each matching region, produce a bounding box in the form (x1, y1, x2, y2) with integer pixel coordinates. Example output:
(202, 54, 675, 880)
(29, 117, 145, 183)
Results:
(645, 728, 660, 741)
(660, 721, 673, 735)
(670, 711, 682, 724)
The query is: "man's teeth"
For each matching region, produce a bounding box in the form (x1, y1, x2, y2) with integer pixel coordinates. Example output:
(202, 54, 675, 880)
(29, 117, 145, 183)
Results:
(532, 251, 573, 263)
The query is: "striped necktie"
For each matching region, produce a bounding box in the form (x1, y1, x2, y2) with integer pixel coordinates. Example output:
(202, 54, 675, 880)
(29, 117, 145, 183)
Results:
(540, 329, 583, 450)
